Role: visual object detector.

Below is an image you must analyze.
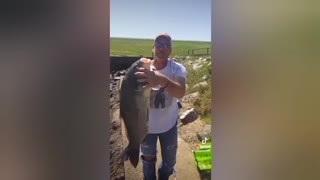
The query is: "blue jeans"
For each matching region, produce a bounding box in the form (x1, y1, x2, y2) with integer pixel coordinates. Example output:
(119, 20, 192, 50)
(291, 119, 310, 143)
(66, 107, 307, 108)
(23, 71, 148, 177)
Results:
(140, 123, 178, 180)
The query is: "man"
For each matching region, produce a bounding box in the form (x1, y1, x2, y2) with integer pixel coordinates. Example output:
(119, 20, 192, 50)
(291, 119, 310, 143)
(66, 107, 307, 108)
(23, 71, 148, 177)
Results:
(135, 33, 187, 180)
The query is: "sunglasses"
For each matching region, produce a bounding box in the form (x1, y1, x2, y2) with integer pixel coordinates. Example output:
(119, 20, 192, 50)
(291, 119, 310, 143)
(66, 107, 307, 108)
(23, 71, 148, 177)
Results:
(155, 41, 171, 48)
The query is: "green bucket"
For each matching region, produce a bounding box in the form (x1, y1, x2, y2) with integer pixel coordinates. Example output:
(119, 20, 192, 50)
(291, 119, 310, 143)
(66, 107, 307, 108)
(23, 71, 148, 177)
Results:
(193, 142, 212, 171)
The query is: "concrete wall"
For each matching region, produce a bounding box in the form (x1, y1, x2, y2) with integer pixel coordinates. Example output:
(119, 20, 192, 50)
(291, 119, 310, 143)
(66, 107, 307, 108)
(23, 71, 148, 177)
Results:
(110, 56, 153, 73)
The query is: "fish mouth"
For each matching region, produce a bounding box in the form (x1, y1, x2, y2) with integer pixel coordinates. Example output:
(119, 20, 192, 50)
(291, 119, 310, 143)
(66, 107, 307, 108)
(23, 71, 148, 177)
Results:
(140, 58, 152, 70)
(141, 58, 151, 64)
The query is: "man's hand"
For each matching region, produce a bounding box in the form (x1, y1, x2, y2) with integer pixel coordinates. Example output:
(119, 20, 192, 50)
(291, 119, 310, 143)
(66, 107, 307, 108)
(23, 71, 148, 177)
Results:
(134, 67, 168, 89)
(135, 67, 186, 99)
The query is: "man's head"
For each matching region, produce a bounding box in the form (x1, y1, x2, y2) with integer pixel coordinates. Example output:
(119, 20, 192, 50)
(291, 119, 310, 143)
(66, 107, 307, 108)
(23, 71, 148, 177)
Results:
(153, 33, 172, 61)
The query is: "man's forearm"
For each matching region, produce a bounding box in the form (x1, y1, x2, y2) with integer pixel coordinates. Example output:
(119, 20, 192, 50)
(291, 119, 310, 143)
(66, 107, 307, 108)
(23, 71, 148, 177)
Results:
(158, 75, 186, 99)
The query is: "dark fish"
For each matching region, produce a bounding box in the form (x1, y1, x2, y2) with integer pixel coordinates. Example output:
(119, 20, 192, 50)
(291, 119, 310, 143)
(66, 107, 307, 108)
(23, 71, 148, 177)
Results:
(118, 58, 151, 168)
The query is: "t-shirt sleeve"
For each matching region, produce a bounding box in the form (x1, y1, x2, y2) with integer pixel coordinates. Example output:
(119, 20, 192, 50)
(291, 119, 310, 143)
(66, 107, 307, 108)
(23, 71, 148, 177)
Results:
(173, 63, 187, 80)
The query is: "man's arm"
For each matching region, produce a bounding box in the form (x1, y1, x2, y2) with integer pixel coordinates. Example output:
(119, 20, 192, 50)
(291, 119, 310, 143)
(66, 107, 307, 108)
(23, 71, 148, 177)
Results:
(156, 73, 186, 99)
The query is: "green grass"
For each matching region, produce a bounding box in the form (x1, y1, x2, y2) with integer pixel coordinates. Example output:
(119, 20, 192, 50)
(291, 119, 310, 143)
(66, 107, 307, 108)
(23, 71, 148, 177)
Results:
(111, 37, 211, 57)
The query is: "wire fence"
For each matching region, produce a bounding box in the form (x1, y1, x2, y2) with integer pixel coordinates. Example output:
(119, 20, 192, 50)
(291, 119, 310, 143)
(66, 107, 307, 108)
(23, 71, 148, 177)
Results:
(187, 48, 211, 56)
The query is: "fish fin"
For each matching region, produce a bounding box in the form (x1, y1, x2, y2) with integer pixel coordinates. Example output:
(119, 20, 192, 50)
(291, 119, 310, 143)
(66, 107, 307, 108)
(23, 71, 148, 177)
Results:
(141, 109, 149, 145)
(117, 146, 130, 162)
(118, 146, 140, 168)
(141, 134, 147, 144)
(129, 148, 140, 168)
(142, 108, 149, 145)
(117, 145, 140, 168)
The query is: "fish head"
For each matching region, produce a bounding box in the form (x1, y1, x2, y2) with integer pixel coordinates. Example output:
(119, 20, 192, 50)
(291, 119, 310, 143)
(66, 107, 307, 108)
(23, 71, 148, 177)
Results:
(140, 58, 152, 97)
(132, 58, 151, 93)
(122, 58, 152, 95)
(139, 58, 152, 70)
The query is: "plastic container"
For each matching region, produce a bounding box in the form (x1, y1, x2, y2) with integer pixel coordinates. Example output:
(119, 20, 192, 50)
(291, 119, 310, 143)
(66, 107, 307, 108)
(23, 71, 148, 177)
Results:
(193, 142, 212, 171)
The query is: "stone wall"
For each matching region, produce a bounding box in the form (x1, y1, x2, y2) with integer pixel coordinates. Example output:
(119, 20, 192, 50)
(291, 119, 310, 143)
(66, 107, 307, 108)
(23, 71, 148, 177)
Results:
(110, 56, 153, 72)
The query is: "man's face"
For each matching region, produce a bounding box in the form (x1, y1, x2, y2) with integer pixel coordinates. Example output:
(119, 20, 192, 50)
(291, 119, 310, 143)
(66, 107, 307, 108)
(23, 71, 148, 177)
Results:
(153, 36, 172, 60)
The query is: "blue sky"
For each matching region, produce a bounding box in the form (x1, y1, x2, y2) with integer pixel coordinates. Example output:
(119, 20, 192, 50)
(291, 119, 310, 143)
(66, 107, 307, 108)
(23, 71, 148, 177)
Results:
(111, 0, 211, 42)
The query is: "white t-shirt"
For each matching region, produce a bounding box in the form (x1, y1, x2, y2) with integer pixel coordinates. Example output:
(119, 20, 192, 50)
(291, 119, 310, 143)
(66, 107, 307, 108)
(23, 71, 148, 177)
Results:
(148, 59, 187, 134)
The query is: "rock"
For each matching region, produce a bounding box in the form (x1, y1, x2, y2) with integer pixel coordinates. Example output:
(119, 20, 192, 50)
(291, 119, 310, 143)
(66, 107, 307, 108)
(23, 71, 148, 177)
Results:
(180, 108, 198, 124)
(193, 98, 201, 106)
(197, 125, 212, 142)
(192, 63, 203, 70)
(115, 70, 126, 77)
(116, 174, 125, 180)
(110, 137, 115, 144)
(112, 120, 120, 130)
(193, 81, 208, 89)
(114, 76, 122, 80)
(202, 75, 209, 81)
(181, 92, 199, 103)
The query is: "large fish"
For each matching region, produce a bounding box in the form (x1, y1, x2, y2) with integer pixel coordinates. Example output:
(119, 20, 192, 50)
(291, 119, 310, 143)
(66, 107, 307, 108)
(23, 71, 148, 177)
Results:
(118, 58, 151, 168)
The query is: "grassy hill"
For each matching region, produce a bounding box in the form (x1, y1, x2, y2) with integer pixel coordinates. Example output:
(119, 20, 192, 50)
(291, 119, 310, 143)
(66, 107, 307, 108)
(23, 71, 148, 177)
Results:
(110, 37, 211, 56)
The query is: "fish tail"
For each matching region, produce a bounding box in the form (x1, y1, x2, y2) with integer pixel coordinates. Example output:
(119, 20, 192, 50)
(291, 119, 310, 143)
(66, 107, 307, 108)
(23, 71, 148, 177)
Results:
(129, 148, 140, 168)
(118, 145, 140, 168)
(118, 146, 130, 161)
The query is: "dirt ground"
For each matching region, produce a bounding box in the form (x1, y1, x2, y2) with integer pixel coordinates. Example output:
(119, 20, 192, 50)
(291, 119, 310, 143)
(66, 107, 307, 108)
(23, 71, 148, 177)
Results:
(110, 76, 126, 180)
(109, 72, 212, 180)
